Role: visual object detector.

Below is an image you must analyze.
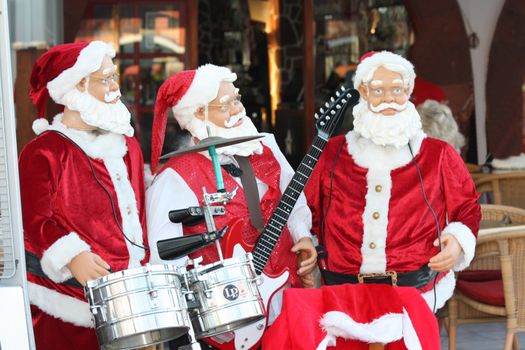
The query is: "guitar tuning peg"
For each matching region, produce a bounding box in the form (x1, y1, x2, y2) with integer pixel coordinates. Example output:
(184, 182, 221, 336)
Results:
(314, 113, 319, 119)
(336, 91, 341, 97)
(330, 97, 335, 102)
(326, 116, 331, 120)
(324, 102, 330, 108)
(330, 110, 336, 115)
(340, 86, 346, 91)
(320, 121, 325, 126)
(336, 104, 341, 109)
(346, 93, 352, 98)
(342, 99, 347, 103)
(319, 108, 325, 113)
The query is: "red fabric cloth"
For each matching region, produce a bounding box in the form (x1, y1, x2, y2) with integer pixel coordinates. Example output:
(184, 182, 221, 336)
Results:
(262, 284, 440, 350)
(305, 135, 479, 282)
(410, 77, 447, 106)
(19, 131, 148, 348)
(162, 145, 301, 286)
(29, 42, 89, 117)
(31, 305, 99, 350)
(456, 279, 505, 306)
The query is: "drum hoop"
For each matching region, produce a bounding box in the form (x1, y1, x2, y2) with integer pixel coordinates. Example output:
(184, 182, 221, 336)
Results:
(89, 269, 181, 288)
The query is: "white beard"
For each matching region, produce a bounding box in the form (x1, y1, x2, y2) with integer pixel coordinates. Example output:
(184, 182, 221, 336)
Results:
(182, 108, 263, 157)
(353, 100, 422, 149)
(60, 88, 134, 137)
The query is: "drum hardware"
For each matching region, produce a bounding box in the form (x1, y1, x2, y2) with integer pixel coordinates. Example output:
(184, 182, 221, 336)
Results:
(169, 206, 226, 226)
(85, 264, 192, 350)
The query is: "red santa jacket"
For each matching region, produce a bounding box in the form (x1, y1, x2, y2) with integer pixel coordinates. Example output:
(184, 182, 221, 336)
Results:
(160, 144, 301, 286)
(305, 130, 480, 308)
(19, 117, 148, 327)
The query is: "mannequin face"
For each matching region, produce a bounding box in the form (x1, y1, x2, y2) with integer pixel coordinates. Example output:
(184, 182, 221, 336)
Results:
(358, 66, 409, 116)
(195, 81, 244, 127)
(77, 55, 120, 104)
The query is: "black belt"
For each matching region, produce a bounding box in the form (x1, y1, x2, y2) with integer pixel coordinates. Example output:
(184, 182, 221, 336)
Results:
(25, 250, 84, 289)
(321, 265, 438, 289)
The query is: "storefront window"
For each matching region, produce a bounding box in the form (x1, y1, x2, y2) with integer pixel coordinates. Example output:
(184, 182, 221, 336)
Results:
(75, 1, 190, 162)
(314, 0, 413, 134)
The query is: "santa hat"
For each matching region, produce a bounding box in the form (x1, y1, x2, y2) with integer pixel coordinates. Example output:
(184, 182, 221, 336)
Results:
(151, 64, 236, 172)
(410, 76, 447, 106)
(354, 51, 416, 95)
(29, 41, 115, 133)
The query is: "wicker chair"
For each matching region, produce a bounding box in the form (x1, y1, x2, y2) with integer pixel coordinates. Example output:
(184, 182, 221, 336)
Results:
(475, 172, 525, 209)
(447, 204, 525, 350)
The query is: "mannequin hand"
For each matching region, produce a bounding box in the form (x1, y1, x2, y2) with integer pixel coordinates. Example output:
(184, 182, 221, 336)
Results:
(67, 251, 111, 286)
(428, 234, 462, 272)
(291, 237, 317, 277)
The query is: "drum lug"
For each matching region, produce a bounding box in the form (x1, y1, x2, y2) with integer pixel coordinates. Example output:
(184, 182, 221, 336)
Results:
(90, 304, 107, 323)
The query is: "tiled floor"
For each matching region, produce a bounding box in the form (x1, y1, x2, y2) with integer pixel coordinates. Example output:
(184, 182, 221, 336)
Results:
(440, 322, 524, 349)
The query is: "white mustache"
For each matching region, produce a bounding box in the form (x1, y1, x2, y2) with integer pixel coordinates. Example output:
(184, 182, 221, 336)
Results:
(104, 90, 121, 103)
(370, 102, 408, 113)
(224, 109, 246, 128)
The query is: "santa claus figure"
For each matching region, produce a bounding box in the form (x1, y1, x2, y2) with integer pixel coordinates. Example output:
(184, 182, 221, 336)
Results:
(20, 41, 148, 350)
(265, 51, 480, 349)
(147, 64, 317, 328)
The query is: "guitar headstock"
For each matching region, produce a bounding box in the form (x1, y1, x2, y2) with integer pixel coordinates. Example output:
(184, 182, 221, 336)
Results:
(314, 86, 360, 138)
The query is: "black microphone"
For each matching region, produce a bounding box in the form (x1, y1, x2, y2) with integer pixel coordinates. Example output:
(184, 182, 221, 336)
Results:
(157, 226, 228, 260)
(168, 206, 226, 226)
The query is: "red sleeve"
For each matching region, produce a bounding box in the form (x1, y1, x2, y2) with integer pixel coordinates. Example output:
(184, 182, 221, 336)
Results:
(19, 136, 69, 256)
(441, 145, 481, 237)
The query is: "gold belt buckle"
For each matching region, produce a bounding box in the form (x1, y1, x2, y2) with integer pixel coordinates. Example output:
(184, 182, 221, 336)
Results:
(357, 271, 398, 287)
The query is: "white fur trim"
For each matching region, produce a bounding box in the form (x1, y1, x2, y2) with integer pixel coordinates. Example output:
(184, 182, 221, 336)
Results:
(401, 308, 422, 350)
(421, 270, 456, 311)
(354, 51, 416, 95)
(316, 310, 420, 349)
(345, 130, 426, 273)
(41, 232, 90, 282)
(32, 118, 50, 135)
(102, 155, 145, 267)
(49, 114, 127, 159)
(47, 41, 115, 105)
(360, 167, 391, 273)
(492, 153, 525, 169)
(28, 282, 94, 328)
(345, 130, 426, 171)
(173, 64, 237, 128)
(442, 222, 476, 271)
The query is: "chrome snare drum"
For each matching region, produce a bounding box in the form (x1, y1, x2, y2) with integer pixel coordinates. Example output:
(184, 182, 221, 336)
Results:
(85, 264, 190, 350)
(184, 253, 265, 339)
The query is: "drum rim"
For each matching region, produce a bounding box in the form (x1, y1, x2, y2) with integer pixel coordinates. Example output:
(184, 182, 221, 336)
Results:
(87, 264, 181, 287)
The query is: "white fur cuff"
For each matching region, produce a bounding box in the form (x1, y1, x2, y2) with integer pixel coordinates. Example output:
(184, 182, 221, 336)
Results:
(41, 232, 91, 282)
(28, 282, 94, 328)
(442, 222, 476, 271)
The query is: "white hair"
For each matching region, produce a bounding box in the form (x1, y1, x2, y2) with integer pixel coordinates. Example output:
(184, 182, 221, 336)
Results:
(417, 100, 465, 152)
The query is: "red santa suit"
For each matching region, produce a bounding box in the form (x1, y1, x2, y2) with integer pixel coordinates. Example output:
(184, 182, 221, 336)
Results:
(306, 130, 480, 307)
(147, 134, 312, 320)
(19, 116, 148, 350)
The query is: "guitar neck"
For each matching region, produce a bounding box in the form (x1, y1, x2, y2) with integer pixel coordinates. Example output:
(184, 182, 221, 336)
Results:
(252, 134, 328, 274)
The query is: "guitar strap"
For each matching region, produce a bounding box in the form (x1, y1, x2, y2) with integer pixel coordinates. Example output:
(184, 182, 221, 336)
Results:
(234, 155, 265, 233)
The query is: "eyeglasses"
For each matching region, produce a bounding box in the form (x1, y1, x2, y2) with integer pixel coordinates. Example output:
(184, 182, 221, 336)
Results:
(207, 94, 242, 113)
(90, 72, 120, 86)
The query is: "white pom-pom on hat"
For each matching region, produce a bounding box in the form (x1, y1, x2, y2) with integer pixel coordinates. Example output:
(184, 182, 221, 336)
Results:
(32, 118, 50, 135)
